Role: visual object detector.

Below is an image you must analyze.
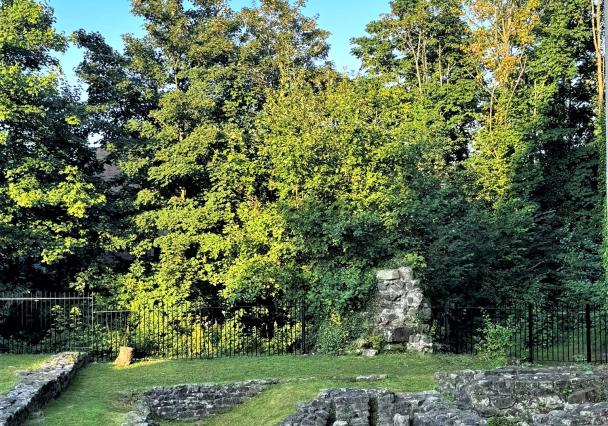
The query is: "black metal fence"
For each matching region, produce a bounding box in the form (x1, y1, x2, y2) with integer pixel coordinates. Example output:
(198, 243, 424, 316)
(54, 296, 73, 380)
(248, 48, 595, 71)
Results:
(0, 293, 309, 361)
(434, 304, 608, 363)
(6, 294, 608, 364)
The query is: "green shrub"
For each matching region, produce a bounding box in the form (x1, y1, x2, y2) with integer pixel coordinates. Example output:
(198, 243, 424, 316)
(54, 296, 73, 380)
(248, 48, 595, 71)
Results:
(368, 332, 385, 351)
(40, 305, 90, 351)
(314, 313, 349, 355)
(381, 252, 427, 272)
(475, 315, 513, 365)
(314, 309, 386, 355)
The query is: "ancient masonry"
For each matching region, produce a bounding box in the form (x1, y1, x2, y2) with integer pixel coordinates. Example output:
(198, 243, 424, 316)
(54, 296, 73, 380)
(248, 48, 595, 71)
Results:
(123, 380, 277, 425)
(282, 366, 608, 425)
(437, 366, 608, 425)
(6, 353, 608, 425)
(280, 388, 485, 426)
(0, 352, 88, 426)
(375, 266, 433, 352)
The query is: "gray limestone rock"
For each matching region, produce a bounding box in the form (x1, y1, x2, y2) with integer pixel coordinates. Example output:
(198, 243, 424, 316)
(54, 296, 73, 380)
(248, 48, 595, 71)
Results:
(437, 366, 608, 421)
(281, 367, 608, 426)
(374, 265, 433, 350)
(533, 402, 608, 425)
(376, 270, 401, 281)
(122, 380, 277, 425)
(280, 388, 484, 426)
(393, 414, 408, 426)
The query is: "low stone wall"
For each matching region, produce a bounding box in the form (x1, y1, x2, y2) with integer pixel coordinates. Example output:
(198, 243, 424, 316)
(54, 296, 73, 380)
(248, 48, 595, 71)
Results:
(410, 392, 488, 426)
(533, 401, 608, 425)
(123, 379, 277, 425)
(281, 366, 608, 425)
(280, 389, 486, 426)
(437, 366, 608, 421)
(0, 352, 88, 426)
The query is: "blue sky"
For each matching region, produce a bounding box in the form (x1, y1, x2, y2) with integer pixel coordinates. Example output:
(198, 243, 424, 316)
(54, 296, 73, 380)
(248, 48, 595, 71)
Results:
(48, 0, 392, 84)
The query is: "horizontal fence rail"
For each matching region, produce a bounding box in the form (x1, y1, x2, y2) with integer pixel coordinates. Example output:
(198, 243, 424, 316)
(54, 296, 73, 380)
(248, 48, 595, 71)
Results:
(0, 293, 310, 361)
(6, 294, 608, 364)
(434, 304, 608, 363)
(0, 293, 94, 355)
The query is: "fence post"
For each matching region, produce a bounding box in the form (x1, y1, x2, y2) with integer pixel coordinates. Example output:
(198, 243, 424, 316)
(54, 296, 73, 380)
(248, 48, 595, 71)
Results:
(528, 304, 534, 363)
(444, 305, 450, 348)
(586, 304, 592, 363)
(301, 300, 306, 354)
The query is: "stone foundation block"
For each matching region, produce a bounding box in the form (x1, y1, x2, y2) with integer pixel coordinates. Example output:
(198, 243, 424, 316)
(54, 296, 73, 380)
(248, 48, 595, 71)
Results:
(123, 380, 277, 425)
(437, 366, 608, 421)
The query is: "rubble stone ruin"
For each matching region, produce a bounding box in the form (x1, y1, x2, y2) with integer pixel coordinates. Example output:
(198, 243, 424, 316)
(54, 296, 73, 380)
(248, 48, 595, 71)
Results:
(374, 266, 433, 352)
(281, 366, 608, 425)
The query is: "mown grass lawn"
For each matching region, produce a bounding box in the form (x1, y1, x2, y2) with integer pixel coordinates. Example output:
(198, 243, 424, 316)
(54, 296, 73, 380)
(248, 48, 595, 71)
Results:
(36, 354, 498, 426)
(0, 354, 49, 395)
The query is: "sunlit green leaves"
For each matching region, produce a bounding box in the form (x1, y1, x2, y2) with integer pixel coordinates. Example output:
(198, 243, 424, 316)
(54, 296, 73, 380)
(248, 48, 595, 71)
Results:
(0, 0, 106, 287)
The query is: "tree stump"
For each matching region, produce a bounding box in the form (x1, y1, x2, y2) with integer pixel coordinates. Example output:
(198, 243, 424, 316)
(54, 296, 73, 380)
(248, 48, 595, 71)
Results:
(114, 346, 134, 367)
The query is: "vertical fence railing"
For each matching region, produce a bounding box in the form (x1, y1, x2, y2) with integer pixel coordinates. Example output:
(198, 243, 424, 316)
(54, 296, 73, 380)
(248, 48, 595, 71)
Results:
(0, 293, 310, 361)
(6, 293, 608, 364)
(528, 304, 533, 363)
(90, 301, 309, 360)
(0, 293, 94, 354)
(434, 303, 608, 363)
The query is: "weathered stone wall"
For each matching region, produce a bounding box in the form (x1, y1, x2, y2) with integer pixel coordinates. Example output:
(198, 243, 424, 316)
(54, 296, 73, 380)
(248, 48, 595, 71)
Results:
(281, 366, 608, 425)
(375, 266, 433, 352)
(437, 366, 608, 421)
(0, 352, 88, 426)
(123, 380, 276, 425)
(280, 388, 486, 426)
(533, 401, 608, 425)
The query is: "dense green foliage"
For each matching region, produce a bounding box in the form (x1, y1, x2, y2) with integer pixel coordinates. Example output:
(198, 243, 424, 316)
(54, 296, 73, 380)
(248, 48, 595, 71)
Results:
(474, 316, 513, 366)
(0, 0, 105, 293)
(1, 0, 606, 312)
